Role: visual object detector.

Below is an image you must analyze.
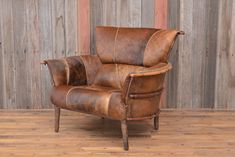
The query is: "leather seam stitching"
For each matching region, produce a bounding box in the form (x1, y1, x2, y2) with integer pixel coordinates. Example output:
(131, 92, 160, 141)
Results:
(117, 64, 122, 88)
(103, 92, 113, 116)
(45, 62, 56, 86)
(113, 27, 120, 63)
(62, 58, 70, 85)
(79, 56, 89, 84)
(114, 27, 120, 88)
(143, 30, 164, 66)
(65, 87, 81, 107)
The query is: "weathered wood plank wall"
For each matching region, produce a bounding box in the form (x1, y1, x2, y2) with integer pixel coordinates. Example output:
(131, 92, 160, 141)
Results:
(0, 0, 234, 109)
(167, 0, 235, 109)
(0, 0, 78, 109)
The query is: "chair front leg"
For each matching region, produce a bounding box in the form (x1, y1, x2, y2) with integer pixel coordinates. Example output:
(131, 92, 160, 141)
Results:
(121, 120, 129, 150)
(154, 115, 159, 130)
(54, 106, 60, 132)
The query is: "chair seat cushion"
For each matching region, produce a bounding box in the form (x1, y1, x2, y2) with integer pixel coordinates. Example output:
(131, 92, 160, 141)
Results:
(50, 85, 126, 120)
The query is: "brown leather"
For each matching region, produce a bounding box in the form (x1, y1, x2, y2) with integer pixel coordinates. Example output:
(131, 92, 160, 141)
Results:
(93, 64, 144, 89)
(122, 63, 172, 118)
(51, 85, 125, 120)
(96, 26, 183, 66)
(44, 26, 183, 120)
(79, 55, 102, 85)
(44, 55, 101, 86)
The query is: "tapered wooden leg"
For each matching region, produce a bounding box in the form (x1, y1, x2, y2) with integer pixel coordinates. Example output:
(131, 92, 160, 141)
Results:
(121, 120, 129, 151)
(154, 116, 159, 130)
(54, 106, 60, 133)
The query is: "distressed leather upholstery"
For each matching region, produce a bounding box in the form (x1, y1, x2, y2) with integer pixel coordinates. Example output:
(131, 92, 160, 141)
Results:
(43, 26, 183, 150)
(51, 85, 125, 120)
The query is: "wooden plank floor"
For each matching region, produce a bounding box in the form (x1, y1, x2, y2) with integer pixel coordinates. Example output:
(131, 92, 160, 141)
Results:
(0, 110, 235, 157)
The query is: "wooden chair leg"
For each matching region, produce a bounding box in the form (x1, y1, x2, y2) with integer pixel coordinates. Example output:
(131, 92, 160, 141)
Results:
(154, 116, 159, 130)
(54, 106, 60, 133)
(121, 120, 129, 151)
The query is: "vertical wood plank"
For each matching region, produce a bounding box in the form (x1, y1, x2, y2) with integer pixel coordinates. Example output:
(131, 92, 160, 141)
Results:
(203, 0, 219, 108)
(65, 0, 77, 56)
(155, 0, 168, 28)
(228, 1, 235, 109)
(191, 0, 207, 108)
(90, 0, 103, 54)
(141, 0, 155, 27)
(129, 0, 141, 27)
(52, 0, 66, 58)
(38, 0, 54, 108)
(103, 0, 117, 26)
(215, 0, 234, 109)
(13, 0, 30, 108)
(116, 0, 129, 27)
(177, 0, 193, 108)
(78, 0, 90, 54)
(0, 0, 3, 108)
(167, 0, 180, 108)
(1, 0, 16, 109)
(26, 0, 42, 109)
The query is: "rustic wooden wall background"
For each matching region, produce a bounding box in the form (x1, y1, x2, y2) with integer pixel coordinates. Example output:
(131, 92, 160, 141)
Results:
(0, 0, 234, 109)
(167, 0, 235, 109)
(0, 0, 78, 109)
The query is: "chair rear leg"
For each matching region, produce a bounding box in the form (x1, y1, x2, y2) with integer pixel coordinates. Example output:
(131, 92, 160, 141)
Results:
(121, 120, 129, 151)
(154, 115, 159, 130)
(54, 106, 60, 132)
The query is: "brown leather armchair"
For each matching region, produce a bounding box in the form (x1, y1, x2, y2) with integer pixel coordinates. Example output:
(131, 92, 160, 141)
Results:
(42, 26, 184, 150)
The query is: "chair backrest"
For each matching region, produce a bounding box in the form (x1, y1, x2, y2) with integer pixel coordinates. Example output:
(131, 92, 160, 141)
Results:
(93, 26, 183, 89)
(95, 26, 183, 67)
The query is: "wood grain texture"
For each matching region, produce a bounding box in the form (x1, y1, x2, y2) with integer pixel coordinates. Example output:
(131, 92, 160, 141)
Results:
(177, 0, 193, 108)
(13, 0, 30, 109)
(1, 0, 16, 109)
(78, 0, 90, 54)
(129, 0, 141, 27)
(167, 0, 180, 108)
(103, 0, 117, 26)
(38, 0, 54, 108)
(191, 0, 207, 108)
(90, 0, 103, 54)
(167, 0, 234, 109)
(0, 0, 78, 109)
(141, 0, 155, 27)
(0, 0, 3, 108)
(204, 0, 219, 108)
(0, 109, 235, 156)
(26, 0, 42, 109)
(215, 0, 235, 109)
(65, 0, 77, 56)
(52, 0, 66, 58)
(155, 0, 168, 29)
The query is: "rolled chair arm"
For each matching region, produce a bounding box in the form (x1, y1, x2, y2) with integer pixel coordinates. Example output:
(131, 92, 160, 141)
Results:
(129, 63, 172, 77)
(122, 62, 172, 119)
(42, 55, 101, 86)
